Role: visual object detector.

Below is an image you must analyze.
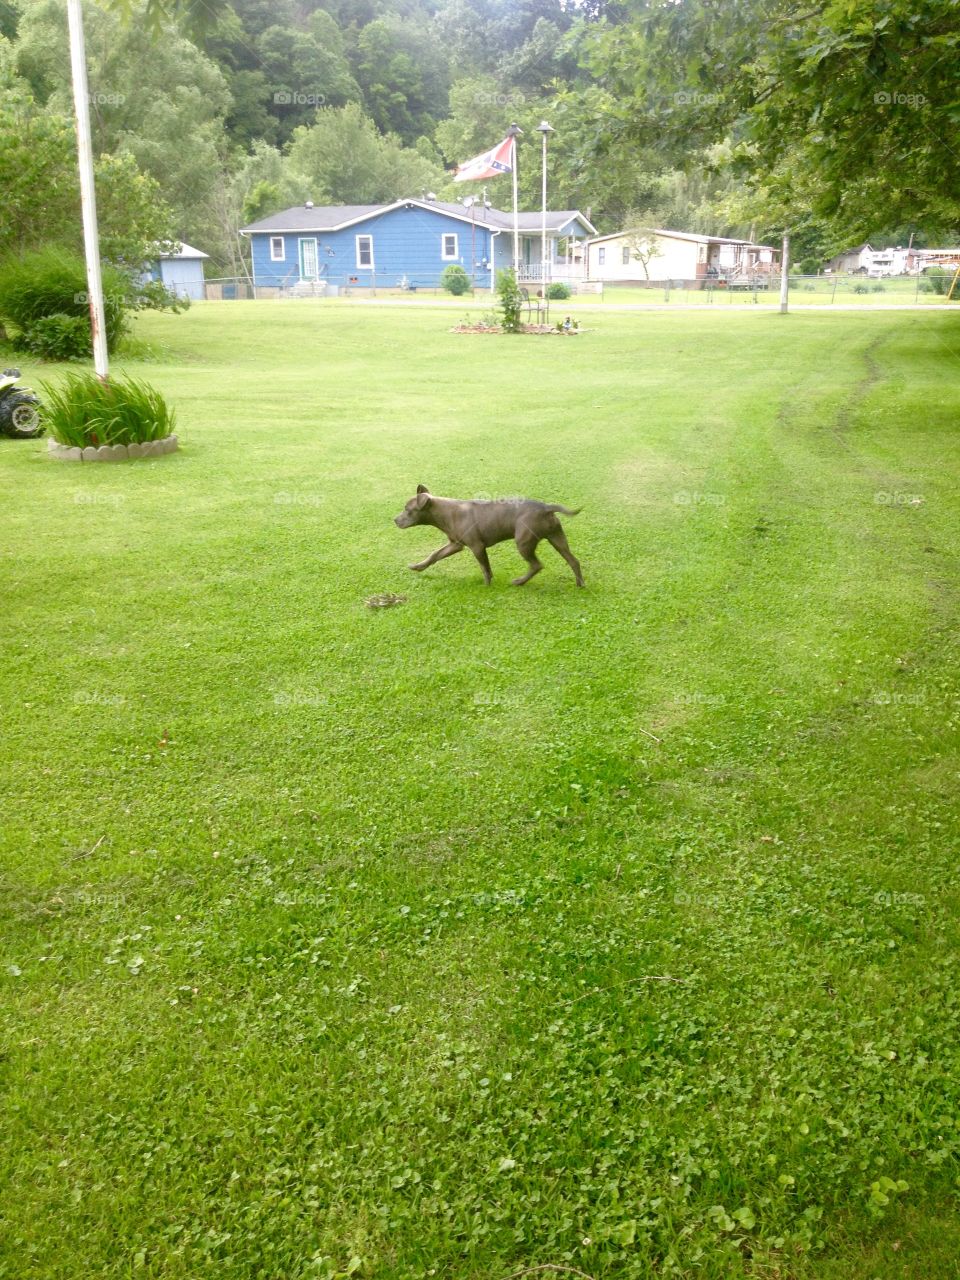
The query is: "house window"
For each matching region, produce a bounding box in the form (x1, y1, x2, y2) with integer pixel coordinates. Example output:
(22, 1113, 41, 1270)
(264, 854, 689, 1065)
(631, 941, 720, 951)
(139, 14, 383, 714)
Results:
(598, 247, 606, 266)
(270, 236, 285, 262)
(356, 235, 374, 269)
(622, 246, 630, 265)
(441, 233, 459, 260)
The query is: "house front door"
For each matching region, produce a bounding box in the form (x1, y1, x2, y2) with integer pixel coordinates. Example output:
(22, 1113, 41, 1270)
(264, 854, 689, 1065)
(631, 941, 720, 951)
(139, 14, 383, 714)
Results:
(299, 238, 319, 280)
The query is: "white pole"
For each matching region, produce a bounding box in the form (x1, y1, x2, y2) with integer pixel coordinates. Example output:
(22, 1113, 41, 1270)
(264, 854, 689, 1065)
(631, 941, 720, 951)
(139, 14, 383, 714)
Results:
(511, 140, 520, 272)
(67, 0, 109, 380)
(779, 231, 790, 315)
(537, 121, 554, 301)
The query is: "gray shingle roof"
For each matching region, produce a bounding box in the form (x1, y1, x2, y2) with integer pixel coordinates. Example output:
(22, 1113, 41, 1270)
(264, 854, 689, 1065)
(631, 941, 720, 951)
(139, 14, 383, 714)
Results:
(240, 200, 595, 236)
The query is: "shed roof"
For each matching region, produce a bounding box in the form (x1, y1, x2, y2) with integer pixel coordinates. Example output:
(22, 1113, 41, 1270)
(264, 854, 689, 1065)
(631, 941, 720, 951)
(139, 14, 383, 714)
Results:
(156, 241, 209, 260)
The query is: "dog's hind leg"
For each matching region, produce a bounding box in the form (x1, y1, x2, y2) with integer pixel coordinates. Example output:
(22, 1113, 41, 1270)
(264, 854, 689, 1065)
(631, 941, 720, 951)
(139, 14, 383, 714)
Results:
(410, 541, 463, 572)
(546, 527, 585, 587)
(512, 529, 543, 586)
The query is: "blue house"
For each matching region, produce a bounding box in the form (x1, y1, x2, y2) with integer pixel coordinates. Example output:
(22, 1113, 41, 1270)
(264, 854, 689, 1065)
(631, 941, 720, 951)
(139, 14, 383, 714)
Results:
(143, 242, 209, 301)
(239, 199, 596, 294)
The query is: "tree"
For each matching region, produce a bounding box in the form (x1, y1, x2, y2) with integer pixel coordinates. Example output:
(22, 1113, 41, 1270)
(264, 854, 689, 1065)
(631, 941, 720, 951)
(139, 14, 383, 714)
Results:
(352, 16, 450, 144)
(286, 102, 444, 204)
(577, 0, 960, 242)
(623, 226, 662, 279)
(0, 89, 176, 263)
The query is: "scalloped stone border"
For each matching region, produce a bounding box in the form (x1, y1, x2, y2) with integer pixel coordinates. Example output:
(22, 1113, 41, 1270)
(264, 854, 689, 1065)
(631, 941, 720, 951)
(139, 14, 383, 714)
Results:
(47, 434, 178, 462)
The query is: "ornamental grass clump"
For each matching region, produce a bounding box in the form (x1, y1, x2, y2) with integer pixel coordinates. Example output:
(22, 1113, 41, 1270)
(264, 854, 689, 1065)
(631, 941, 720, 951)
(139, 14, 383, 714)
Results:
(41, 372, 175, 448)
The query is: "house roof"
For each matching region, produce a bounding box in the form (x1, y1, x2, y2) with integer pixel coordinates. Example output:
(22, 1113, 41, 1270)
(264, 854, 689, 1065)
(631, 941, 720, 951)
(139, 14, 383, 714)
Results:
(587, 227, 777, 251)
(240, 199, 596, 237)
(157, 241, 209, 260)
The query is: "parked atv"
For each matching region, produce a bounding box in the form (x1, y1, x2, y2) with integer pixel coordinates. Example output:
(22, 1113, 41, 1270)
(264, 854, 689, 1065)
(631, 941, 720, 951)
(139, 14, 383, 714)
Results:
(0, 368, 43, 439)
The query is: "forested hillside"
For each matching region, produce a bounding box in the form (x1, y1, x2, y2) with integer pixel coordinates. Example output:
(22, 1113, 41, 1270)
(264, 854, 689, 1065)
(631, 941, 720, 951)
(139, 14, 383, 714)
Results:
(1, 0, 957, 273)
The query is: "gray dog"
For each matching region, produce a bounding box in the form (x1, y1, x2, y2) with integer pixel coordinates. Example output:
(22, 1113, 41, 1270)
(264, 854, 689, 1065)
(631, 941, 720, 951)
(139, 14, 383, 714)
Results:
(394, 484, 585, 587)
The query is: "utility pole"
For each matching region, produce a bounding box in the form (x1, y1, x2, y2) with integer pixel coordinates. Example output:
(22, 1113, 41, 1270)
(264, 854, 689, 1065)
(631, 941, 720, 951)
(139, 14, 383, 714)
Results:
(67, 0, 109, 379)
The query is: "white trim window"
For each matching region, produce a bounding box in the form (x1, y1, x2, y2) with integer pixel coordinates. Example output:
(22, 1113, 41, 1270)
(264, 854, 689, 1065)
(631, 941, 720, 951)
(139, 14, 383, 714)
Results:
(598, 246, 606, 266)
(356, 234, 374, 269)
(441, 232, 459, 260)
(622, 246, 630, 265)
(270, 236, 285, 262)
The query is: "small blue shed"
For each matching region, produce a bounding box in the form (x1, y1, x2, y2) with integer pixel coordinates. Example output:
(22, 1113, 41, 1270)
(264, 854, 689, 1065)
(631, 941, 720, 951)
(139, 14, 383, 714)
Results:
(143, 242, 209, 301)
(239, 199, 596, 293)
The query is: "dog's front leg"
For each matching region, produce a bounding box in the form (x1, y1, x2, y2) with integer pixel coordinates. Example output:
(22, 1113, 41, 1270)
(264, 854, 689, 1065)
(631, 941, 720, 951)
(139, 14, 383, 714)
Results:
(410, 541, 464, 572)
(470, 546, 493, 585)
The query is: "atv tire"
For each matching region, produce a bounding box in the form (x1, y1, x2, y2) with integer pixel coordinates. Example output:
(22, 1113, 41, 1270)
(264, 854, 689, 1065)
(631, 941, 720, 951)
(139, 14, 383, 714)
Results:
(0, 393, 43, 439)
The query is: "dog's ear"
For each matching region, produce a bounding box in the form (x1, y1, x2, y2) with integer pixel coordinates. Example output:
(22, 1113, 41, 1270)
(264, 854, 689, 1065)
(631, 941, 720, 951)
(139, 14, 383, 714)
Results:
(416, 483, 429, 494)
(415, 491, 431, 509)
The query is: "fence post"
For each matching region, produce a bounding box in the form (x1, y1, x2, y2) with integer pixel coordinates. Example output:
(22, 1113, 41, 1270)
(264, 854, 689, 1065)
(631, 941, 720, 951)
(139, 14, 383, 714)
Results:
(779, 233, 790, 314)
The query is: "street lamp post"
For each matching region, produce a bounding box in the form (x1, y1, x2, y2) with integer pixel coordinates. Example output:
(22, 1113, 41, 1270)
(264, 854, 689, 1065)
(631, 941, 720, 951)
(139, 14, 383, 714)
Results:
(536, 121, 554, 305)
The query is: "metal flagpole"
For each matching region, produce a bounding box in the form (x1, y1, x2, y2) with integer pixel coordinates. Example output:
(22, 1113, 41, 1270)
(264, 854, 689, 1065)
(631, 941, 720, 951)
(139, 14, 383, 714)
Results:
(507, 123, 522, 272)
(67, 0, 109, 380)
(537, 122, 554, 301)
(779, 232, 790, 315)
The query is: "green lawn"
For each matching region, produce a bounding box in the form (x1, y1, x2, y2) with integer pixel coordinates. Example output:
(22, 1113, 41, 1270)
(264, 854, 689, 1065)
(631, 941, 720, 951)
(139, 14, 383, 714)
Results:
(2, 302, 959, 1280)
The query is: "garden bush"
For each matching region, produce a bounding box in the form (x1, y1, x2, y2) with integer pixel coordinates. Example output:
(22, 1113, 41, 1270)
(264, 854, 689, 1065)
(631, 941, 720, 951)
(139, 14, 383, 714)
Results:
(496, 268, 523, 332)
(440, 265, 471, 296)
(0, 248, 129, 358)
(40, 371, 176, 447)
(546, 281, 571, 300)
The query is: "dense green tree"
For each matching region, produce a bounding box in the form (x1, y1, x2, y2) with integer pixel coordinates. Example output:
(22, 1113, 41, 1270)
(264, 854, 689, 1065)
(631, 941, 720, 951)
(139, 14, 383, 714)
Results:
(16, 0, 232, 251)
(352, 16, 450, 142)
(0, 88, 177, 262)
(577, 0, 960, 242)
(286, 102, 445, 203)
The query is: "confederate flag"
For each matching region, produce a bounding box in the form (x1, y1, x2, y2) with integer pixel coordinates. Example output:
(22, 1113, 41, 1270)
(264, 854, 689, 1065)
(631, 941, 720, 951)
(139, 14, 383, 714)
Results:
(453, 136, 515, 183)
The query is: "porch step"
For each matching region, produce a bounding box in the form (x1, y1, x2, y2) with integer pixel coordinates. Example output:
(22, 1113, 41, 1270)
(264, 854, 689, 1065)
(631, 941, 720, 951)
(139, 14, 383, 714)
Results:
(287, 280, 327, 298)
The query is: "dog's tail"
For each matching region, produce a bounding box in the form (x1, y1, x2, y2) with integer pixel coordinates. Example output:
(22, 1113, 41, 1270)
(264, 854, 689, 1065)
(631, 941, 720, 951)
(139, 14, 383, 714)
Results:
(544, 504, 582, 517)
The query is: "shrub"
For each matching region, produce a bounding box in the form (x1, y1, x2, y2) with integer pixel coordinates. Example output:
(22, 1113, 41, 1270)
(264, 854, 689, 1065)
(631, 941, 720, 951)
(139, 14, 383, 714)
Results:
(15, 314, 92, 361)
(440, 265, 471, 296)
(871, 282, 886, 293)
(0, 248, 129, 358)
(496, 268, 523, 333)
(924, 267, 958, 297)
(852, 283, 870, 294)
(546, 282, 571, 300)
(40, 371, 175, 448)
